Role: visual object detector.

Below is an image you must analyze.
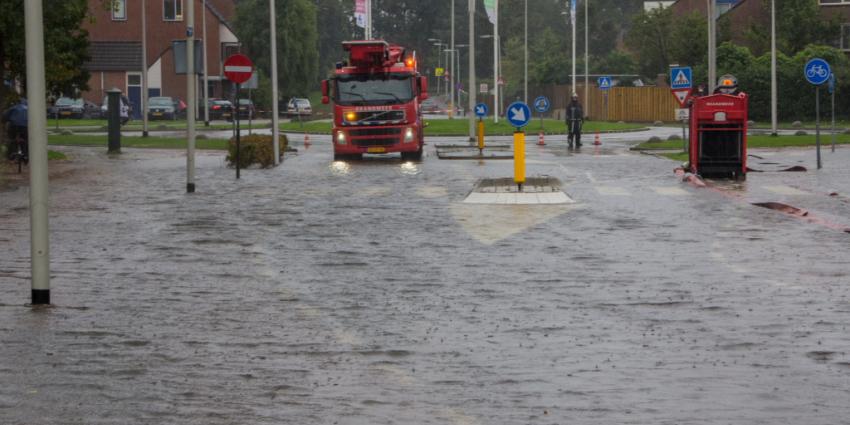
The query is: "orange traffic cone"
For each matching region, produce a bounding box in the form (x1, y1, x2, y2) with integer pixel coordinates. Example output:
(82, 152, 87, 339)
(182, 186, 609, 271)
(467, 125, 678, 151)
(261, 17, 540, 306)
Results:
(593, 131, 601, 146)
(304, 133, 311, 146)
(537, 131, 545, 146)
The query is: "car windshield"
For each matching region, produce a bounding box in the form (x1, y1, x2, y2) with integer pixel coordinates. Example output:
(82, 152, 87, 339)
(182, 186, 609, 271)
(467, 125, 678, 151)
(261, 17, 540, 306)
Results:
(56, 98, 80, 106)
(149, 97, 173, 106)
(238, 99, 252, 105)
(335, 74, 413, 105)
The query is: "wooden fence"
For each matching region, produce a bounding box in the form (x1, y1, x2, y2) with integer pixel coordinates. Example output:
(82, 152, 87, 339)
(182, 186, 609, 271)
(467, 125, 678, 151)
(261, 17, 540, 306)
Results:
(527, 84, 679, 122)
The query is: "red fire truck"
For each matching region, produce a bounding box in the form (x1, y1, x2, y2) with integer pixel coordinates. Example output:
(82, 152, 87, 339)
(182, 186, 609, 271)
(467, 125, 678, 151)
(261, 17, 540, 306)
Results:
(321, 40, 429, 161)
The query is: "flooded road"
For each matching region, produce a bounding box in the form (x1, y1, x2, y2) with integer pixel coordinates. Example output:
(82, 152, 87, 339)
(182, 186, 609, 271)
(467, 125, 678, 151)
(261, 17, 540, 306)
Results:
(1, 135, 849, 424)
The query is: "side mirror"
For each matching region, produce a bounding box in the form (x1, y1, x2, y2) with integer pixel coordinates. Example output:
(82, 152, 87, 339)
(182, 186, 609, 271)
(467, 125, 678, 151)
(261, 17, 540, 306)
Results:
(419, 76, 429, 101)
(321, 80, 330, 104)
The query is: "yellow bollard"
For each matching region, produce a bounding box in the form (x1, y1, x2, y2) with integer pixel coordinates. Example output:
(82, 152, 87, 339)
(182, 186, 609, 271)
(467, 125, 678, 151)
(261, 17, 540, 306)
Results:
(477, 119, 485, 151)
(514, 131, 526, 189)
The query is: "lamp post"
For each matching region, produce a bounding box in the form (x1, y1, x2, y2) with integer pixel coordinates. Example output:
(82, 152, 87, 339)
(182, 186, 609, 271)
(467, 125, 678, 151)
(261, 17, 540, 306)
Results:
(451, 0, 456, 119)
(770, 0, 777, 136)
(428, 39, 444, 96)
(524, 0, 528, 104)
(270, 0, 281, 164)
(584, 0, 589, 116)
(707, 0, 716, 93)
(186, 0, 196, 193)
(141, 0, 149, 136)
(480, 34, 499, 123)
(468, 0, 476, 141)
(202, 0, 210, 127)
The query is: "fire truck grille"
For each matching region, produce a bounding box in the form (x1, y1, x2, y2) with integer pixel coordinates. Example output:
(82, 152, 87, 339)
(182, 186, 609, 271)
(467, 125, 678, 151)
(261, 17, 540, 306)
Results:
(348, 110, 405, 122)
(349, 128, 403, 137)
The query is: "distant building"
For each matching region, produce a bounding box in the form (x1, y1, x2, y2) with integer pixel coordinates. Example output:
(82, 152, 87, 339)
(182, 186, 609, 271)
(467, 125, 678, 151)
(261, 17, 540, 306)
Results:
(644, 1, 676, 11)
(82, 0, 239, 118)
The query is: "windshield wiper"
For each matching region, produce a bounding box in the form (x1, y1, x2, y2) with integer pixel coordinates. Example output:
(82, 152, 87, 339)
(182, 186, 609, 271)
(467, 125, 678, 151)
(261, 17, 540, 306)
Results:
(373, 91, 403, 104)
(341, 91, 367, 103)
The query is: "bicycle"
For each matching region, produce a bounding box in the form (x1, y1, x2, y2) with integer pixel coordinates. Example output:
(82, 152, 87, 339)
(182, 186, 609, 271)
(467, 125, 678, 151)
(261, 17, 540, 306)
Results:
(9, 132, 27, 173)
(807, 65, 828, 79)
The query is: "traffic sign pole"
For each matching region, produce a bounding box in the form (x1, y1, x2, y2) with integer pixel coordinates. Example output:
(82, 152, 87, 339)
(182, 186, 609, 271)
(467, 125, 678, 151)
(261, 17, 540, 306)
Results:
(805, 58, 830, 169)
(816, 86, 821, 170)
(236, 83, 241, 179)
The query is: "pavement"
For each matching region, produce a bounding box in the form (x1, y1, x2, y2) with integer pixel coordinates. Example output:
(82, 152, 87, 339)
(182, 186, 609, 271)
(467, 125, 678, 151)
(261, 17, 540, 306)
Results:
(1, 131, 849, 424)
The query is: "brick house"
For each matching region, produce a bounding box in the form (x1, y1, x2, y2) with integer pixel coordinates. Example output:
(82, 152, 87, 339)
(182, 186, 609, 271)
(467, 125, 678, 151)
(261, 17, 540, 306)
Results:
(670, 0, 850, 52)
(82, 0, 239, 118)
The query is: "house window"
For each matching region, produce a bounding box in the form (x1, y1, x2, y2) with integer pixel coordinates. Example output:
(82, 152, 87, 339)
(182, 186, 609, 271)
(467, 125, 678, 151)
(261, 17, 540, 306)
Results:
(841, 24, 850, 51)
(164, 0, 183, 21)
(821, 0, 850, 4)
(111, 0, 126, 20)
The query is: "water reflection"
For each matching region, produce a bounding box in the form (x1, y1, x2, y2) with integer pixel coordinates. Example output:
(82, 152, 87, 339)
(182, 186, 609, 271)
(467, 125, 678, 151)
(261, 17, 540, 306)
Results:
(329, 161, 352, 176)
(399, 161, 421, 176)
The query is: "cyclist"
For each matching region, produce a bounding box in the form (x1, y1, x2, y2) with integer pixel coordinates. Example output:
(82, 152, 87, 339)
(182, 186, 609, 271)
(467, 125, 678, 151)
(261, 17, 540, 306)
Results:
(566, 93, 584, 148)
(2, 98, 28, 161)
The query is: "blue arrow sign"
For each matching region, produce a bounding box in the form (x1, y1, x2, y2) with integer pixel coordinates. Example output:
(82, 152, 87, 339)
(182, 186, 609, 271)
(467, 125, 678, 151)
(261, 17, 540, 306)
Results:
(474, 103, 489, 117)
(670, 66, 692, 89)
(506, 101, 532, 128)
(533, 96, 550, 113)
(597, 76, 612, 90)
(805, 58, 831, 86)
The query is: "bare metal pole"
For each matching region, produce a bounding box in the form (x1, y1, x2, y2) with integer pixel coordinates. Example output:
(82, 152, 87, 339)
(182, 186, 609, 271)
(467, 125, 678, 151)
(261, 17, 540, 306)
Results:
(571, 0, 576, 92)
(584, 0, 589, 116)
(524, 0, 528, 104)
(469, 0, 476, 141)
(494, 0, 499, 123)
(24, 0, 50, 304)
(770, 0, 777, 136)
(450, 0, 455, 119)
(270, 0, 281, 164)
(187, 0, 196, 193)
(203, 0, 210, 126)
(707, 0, 716, 93)
(142, 0, 149, 136)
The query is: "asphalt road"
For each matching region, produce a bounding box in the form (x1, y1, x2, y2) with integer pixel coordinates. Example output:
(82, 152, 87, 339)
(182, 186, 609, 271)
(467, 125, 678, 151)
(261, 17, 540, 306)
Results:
(1, 133, 849, 424)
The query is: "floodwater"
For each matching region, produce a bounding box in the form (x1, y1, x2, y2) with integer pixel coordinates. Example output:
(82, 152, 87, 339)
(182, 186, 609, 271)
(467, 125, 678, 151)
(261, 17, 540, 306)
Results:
(1, 134, 849, 424)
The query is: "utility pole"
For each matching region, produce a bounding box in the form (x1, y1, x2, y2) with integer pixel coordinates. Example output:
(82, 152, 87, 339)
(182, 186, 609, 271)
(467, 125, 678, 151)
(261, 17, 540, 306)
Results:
(186, 0, 196, 193)
(571, 0, 576, 93)
(707, 0, 716, 93)
(524, 0, 528, 105)
(450, 0, 455, 119)
(366, 0, 372, 39)
(770, 0, 777, 136)
(584, 0, 589, 116)
(271, 0, 281, 164)
(24, 0, 50, 305)
(203, 0, 210, 127)
(469, 0, 476, 141)
(141, 0, 149, 137)
(494, 0, 499, 123)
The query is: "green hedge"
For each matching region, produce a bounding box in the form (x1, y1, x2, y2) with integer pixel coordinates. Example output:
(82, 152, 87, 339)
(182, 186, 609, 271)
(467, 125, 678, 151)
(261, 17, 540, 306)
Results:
(226, 134, 288, 169)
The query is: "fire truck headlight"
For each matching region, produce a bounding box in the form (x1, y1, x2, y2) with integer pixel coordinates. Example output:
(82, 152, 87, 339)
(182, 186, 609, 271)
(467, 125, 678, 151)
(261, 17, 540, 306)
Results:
(404, 127, 414, 142)
(336, 131, 347, 145)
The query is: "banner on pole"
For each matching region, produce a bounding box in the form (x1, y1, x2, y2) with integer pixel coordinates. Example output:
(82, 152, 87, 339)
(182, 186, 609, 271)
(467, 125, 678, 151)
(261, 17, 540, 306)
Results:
(355, 0, 366, 29)
(484, 0, 497, 24)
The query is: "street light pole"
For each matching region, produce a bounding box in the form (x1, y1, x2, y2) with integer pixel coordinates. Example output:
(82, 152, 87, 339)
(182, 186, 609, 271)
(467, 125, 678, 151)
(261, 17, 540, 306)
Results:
(451, 0, 455, 119)
(270, 0, 281, 164)
(571, 0, 576, 93)
(366, 0, 372, 39)
(469, 0, 476, 141)
(524, 0, 528, 105)
(584, 0, 589, 115)
(707, 0, 716, 93)
(770, 0, 777, 136)
(494, 0, 499, 123)
(24, 0, 50, 304)
(203, 0, 210, 127)
(186, 0, 196, 193)
(141, 0, 149, 137)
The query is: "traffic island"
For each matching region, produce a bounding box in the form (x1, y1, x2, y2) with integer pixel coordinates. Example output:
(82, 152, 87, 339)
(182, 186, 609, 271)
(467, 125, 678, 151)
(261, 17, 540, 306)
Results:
(463, 177, 574, 205)
(434, 143, 513, 160)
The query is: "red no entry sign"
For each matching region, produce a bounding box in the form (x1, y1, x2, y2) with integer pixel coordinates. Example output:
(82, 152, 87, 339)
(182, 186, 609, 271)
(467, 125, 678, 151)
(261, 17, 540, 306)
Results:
(224, 54, 254, 84)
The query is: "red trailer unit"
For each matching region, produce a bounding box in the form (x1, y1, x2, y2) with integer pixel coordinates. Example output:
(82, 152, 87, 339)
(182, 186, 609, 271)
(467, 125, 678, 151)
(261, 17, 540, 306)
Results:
(689, 92, 749, 180)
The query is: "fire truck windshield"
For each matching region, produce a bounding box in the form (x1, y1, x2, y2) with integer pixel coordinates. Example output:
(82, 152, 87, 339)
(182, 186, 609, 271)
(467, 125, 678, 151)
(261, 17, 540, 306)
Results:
(335, 74, 414, 106)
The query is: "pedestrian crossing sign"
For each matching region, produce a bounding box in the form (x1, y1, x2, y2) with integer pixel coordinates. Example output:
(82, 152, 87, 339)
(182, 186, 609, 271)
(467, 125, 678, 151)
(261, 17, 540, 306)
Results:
(670, 66, 692, 89)
(597, 76, 612, 90)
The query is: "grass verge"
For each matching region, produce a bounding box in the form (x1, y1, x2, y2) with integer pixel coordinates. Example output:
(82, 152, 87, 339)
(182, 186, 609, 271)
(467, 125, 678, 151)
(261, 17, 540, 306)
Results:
(281, 118, 644, 136)
(48, 135, 228, 150)
(634, 134, 850, 151)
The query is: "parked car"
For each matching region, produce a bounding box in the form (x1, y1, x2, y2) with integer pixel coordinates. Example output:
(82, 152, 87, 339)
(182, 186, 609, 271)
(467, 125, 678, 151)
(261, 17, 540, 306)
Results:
(420, 98, 443, 114)
(286, 98, 312, 117)
(236, 98, 255, 120)
(148, 96, 178, 120)
(47, 97, 99, 119)
(208, 99, 234, 121)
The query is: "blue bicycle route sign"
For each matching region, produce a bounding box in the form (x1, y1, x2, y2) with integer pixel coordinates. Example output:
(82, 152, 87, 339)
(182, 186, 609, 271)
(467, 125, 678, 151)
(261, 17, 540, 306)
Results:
(533, 96, 550, 113)
(805, 58, 831, 86)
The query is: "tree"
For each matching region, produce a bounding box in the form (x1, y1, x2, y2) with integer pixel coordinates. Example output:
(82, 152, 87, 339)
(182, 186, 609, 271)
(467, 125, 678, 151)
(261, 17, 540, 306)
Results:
(0, 0, 90, 109)
(625, 7, 673, 79)
(235, 0, 319, 100)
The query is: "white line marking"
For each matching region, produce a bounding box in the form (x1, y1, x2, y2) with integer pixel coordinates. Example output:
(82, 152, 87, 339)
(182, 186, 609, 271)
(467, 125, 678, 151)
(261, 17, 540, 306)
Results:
(224, 65, 252, 73)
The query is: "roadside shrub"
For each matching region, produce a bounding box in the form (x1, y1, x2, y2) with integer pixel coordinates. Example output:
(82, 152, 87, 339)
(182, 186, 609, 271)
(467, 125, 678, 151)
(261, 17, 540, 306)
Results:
(226, 134, 288, 169)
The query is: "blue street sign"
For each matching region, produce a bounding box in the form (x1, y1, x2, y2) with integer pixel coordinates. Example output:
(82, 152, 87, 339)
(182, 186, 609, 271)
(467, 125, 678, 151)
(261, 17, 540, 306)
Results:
(474, 103, 489, 117)
(533, 96, 551, 113)
(506, 101, 532, 128)
(805, 58, 831, 86)
(670, 66, 693, 89)
(597, 76, 612, 90)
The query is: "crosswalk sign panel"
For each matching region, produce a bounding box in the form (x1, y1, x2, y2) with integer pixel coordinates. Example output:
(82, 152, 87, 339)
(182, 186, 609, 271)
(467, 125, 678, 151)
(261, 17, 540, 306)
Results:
(670, 66, 692, 89)
(597, 76, 612, 90)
